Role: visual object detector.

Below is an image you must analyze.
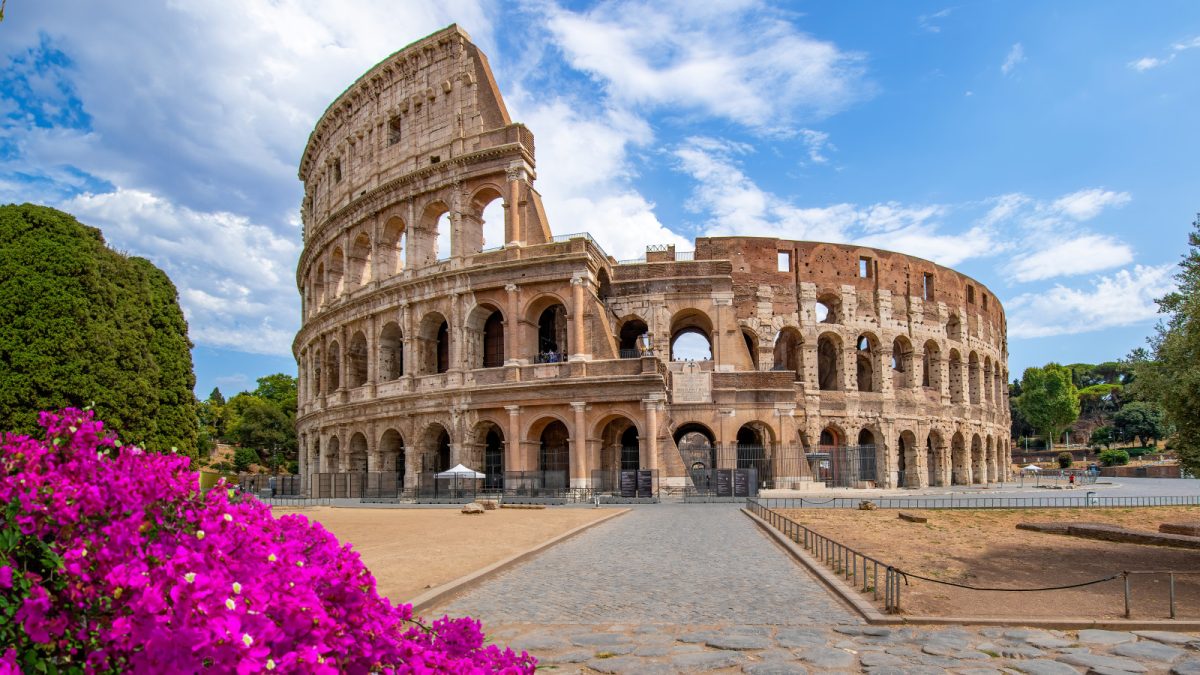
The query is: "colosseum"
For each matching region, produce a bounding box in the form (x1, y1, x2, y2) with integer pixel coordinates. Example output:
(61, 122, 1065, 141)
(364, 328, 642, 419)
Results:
(293, 25, 1012, 499)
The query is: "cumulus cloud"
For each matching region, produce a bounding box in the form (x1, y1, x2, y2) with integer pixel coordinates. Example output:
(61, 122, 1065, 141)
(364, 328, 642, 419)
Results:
(59, 188, 301, 356)
(539, 0, 873, 134)
(1009, 234, 1134, 282)
(1001, 43, 1026, 75)
(1007, 264, 1175, 338)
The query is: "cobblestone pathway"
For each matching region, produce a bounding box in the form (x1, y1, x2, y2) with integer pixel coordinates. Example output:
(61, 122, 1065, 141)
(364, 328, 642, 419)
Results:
(435, 505, 1200, 674)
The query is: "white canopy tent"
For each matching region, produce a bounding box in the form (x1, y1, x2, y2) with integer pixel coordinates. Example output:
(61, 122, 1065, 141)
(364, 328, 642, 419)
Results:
(1021, 464, 1041, 472)
(436, 464, 486, 479)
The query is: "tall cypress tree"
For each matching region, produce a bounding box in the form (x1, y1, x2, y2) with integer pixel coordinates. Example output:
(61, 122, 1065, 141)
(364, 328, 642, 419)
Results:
(0, 204, 197, 455)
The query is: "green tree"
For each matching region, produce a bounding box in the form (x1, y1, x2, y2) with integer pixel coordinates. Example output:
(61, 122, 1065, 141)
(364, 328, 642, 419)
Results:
(1056, 451, 1073, 469)
(1099, 448, 1130, 467)
(1112, 401, 1167, 447)
(1138, 214, 1200, 474)
(0, 204, 197, 455)
(1014, 363, 1080, 451)
(1090, 425, 1115, 450)
(233, 446, 261, 473)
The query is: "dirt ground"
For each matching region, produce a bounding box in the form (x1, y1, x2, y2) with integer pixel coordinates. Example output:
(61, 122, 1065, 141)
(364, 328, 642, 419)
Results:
(273, 506, 615, 605)
(779, 506, 1200, 619)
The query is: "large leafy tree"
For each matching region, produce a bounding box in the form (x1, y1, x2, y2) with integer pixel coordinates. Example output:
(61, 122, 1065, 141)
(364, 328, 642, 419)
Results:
(0, 204, 197, 455)
(1112, 401, 1167, 447)
(223, 374, 298, 471)
(1014, 363, 1080, 450)
(1137, 214, 1200, 474)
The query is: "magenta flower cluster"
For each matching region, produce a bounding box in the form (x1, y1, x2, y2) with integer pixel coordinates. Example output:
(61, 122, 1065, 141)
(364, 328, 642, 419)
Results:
(0, 409, 535, 674)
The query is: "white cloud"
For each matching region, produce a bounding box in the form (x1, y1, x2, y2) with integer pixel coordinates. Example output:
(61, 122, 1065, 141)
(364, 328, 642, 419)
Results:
(540, 0, 873, 134)
(1007, 264, 1175, 338)
(1052, 188, 1131, 221)
(510, 94, 690, 259)
(1129, 35, 1200, 72)
(798, 129, 834, 164)
(1001, 43, 1026, 76)
(59, 188, 301, 356)
(1009, 234, 1134, 282)
(918, 7, 956, 33)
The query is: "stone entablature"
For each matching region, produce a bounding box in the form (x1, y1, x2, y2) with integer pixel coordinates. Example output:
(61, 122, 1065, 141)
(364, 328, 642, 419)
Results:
(293, 26, 1012, 494)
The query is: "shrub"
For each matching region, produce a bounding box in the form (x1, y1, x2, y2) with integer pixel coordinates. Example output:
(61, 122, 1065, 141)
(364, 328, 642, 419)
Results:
(0, 409, 535, 673)
(1099, 448, 1131, 466)
(233, 446, 260, 473)
(1056, 451, 1073, 469)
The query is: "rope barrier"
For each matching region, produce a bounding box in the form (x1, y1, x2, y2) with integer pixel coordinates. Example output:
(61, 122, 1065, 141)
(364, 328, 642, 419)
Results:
(892, 568, 1122, 592)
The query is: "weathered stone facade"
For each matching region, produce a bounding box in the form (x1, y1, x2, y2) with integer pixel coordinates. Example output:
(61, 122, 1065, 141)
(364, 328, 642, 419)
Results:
(293, 25, 1012, 494)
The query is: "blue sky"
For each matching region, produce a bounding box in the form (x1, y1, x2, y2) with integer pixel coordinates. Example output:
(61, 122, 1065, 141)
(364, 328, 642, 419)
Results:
(1, 1, 1197, 398)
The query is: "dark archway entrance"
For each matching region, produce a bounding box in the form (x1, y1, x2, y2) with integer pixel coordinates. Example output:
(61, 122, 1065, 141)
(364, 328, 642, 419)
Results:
(537, 305, 568, 362)
(484, 426, 504, 490)
(539, 420, 570, 492)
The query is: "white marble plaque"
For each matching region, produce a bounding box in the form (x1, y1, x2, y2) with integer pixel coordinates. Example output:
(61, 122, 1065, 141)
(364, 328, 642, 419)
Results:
(672, 367, 712, 403)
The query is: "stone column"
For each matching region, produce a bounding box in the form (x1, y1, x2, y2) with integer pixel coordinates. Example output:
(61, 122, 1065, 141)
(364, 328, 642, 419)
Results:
(505, 283, 521, 365)
(570, 402, 588, 488)
(449, 292, 463, 372)
(713, 293, 733, 371)
(400, 302, 415, 380)
(569, 274, 589, 361)
(366, 313, 377, 395)
(506, 165, 524, 245)
(642, 399, 659, 473)
(505, 405, 522, 472)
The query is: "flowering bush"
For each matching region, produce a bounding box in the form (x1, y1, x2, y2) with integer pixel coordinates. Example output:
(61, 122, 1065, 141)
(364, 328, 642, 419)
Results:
(0, 409, 535, 674)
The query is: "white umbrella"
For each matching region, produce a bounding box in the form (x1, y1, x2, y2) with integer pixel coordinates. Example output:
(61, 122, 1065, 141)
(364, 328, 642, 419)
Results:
(1022, 464, 1042, 472)
(436, 464, 486, 479)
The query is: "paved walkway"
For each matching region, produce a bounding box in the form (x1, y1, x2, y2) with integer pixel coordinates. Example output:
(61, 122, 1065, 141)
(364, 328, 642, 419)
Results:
(434, 504, 1200, 674)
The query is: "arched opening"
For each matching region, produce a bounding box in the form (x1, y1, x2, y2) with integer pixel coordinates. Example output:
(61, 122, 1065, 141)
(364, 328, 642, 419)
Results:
(971, 434, 984, 484)
(326, 341, 341, 392)
(347, 331, 368, 388)
(379, 322, 403, 380)
(968, 352, 981, 404)
(927, 431, 945, 487)
(742, 330, 760, 370)
(892, 336, 913, 389)
(947, 314, 962, 341)
(986, 435, 996, 482)
(328, 247, 345, 300)
(983, 357, 994, 404)
(348, 232, 372, 289)
(922, 340, 940, 389)
(856, 334, 876, 392)
(536, 304, 568, 362)
(895, 433, 908, 487)
(379, 429, 404, 478)
(951, 432, 968, 485)
(773, 327, 804, 381)
(483, 310, 505, 368)
(538, 420, 570, 492)
(815, 292, 840, 324)
(324, 435, 340, 473)
(348, 433, 368, 473)
(618, 318, 649, 358)
(897, 430, 918, 488)
(818, 333, 841, 391)
(949, 349, 964, 403)
(435, 212, 452, 261)
(597, 269, 612, 302)
(418, 313, 450, 375)
(820, 427, 843, 447)
(422, 425, 451, 473)
(380, 216, 405, 277)
(855, 428, 877, 484)
(311, 347, 323, 396)
(670, 309, 714, 361)
(313, 263, 326, 311)
(620, 427, 640, 470)
(736, 423, 771, 487)
(480, 424, 504, 490)
(675, 423, 716, 491)
(477, 190, 506, 251)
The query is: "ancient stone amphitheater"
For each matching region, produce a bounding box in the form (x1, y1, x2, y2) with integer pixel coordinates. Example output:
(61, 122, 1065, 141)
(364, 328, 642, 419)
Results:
(293, 25, 1011, 498)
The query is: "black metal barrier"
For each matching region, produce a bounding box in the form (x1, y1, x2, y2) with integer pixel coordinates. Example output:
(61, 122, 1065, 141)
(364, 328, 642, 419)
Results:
(238, 474, 301, 496)
(755, 494, 1200, 510)
(590, 469, 658, 498)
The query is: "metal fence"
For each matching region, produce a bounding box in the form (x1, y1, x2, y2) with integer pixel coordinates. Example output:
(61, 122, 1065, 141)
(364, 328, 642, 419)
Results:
(754, 494, 1200, 510)
(238, 474, 302, 496)
(502, 470, 569, 497)
(678, 443, 875, 491)
(748, 498, 903, 612)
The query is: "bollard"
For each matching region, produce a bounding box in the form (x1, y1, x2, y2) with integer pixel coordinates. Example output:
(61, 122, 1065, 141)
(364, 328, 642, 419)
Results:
(1124, 572, 1131, 618)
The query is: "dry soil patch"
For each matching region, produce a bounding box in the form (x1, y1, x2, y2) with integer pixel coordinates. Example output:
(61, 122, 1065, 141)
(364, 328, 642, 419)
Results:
(274, 506, 614, 605)
(780, 506, 1200, 619)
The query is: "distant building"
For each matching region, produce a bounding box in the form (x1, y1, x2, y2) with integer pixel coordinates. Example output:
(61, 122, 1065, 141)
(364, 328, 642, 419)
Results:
(293, 25, 1011, 497)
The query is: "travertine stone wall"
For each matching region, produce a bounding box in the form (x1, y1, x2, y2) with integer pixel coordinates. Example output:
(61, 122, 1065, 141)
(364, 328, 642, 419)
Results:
(293, 25, 1012, 494)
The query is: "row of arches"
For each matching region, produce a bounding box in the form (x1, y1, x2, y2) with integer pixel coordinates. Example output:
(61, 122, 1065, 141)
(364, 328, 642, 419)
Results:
(305, 414, 653, 484)
(305, 191, 507, 315)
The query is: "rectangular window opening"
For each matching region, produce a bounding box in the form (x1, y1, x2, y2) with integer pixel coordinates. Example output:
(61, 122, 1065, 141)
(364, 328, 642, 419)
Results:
(967, 285, 976, 304)
(777, 251, 791, 273)
(333, 158, 342, 183)
(923, 273, 934, 301)
(859, 256, 872, 278)
(388, 116, 402, 146)
(982, 293, 989, 310)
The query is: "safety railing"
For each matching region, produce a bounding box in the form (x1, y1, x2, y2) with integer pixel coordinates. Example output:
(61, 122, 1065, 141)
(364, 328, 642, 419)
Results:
(755, 494, 1200, 510)
(1122, 571, 1200, 619)
(748, 498, 903, 612)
